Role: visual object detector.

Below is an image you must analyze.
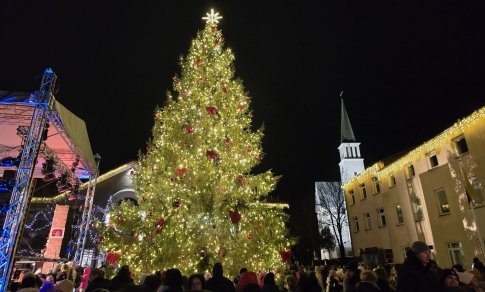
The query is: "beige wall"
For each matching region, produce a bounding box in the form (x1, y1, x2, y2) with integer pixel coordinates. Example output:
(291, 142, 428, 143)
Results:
(343, 107, 485, 268)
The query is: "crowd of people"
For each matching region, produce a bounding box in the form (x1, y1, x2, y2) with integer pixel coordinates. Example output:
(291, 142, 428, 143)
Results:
(8, 241, 485, 292)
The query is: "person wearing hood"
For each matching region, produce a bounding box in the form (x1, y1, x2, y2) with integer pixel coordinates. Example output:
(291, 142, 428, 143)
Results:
(396, 241, 441, 292)
(205, 263, 236, 292)
(79, 267, 91, 292)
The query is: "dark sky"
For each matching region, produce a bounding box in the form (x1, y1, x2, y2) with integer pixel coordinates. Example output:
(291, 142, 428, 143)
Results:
(1, 0, 485, 211)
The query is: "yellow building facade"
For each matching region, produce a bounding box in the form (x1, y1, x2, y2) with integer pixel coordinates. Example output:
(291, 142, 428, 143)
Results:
(343, 106, 485, 268)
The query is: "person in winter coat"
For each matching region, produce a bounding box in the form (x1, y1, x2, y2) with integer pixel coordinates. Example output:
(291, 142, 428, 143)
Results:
(236, 272, 259, 292)
(355, 270, 380, 292)
(110, 265, 134, 291)
(396, 241, 441, 292)
(85, 268, 111, 292)
(261, 273, 279, 292)
(79, 267, 91, 292)
(205, 263, 236, 292)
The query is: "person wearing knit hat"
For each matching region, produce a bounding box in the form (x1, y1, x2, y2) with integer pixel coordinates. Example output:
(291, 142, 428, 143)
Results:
(440, 268, 460, 288)
(397, 241, 440, 292)
(410, 241, 432, 266)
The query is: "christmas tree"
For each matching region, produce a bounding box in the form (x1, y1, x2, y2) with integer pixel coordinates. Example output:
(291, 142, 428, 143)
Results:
(98, 9, 292, 277)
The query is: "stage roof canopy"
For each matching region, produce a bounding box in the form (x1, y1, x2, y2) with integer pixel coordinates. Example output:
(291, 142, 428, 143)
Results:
(0, 90, 96, 180)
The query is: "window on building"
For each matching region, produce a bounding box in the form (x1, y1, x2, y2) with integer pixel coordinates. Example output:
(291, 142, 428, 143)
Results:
(360, 183, 367, 200)
(389, 173, 396, 187)
(454, 135, 469, 156)
(470, 176, 484, 206)
(448, 242, 465, 267)
(349, 189, 355, 205)
(436, 189, 450, 214)
(372, 177, 380, 194)
(377, 208, 387, 227)
(402, 246, 411, 259)
(353, 216, 359, 232)
(395, 204, 404, 225)
(364, 213, 372, 230)
(428, 151, 439, 169)
(412, 197, 424, 221)
(406, 163, 415, 179)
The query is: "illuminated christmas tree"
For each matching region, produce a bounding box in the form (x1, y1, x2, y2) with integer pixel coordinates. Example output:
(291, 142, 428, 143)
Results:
(99, 9, 292, 277)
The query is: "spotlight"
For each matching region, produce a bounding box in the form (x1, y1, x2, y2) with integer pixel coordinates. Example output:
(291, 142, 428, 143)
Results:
(41, 122, 49, 141)
(43, 173, 56, 182)
(0, 157, 20, 167)
(41, 158, 55, 175)
(56, 173, 72, 192)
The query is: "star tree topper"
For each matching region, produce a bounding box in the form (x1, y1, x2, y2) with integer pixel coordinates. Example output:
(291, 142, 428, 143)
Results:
(202, 9, 222, 24)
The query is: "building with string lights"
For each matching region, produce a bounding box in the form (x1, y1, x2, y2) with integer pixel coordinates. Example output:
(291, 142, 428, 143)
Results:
(341, 104, 485, 267)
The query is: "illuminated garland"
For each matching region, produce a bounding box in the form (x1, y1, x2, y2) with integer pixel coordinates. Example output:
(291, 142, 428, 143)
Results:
(32, 163, 134, 204)
(343, 106, 485, 187)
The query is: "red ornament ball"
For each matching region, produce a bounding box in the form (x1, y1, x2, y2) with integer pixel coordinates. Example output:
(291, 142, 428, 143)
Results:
(206, 106, 218, 116)
(118, 215, 125, 222)
(175, 167, 187, 177)
(206, 150, 218, 161)
(228, 210, 241, 224)
(173, 200, 180, 208)
(219, 250, 226, 257)
(247, 232, 253, 240)
(96, 236, 104, 244)
(185, 125, 194, 134)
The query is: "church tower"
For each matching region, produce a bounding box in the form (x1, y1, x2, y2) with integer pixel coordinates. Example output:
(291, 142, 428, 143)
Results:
(338, 97, 365, 184)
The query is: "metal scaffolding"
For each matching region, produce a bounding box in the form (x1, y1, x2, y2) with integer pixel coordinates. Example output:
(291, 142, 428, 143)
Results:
(74, 153, 100, 264)
(0, 68, 56, 291)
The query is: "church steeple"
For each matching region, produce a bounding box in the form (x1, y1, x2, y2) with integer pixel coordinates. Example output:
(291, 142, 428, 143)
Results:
(341, 98, 356, 143)
(338, 93, 365, 183)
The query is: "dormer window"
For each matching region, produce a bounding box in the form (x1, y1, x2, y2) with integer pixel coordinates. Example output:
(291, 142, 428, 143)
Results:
(454, 135, 469, 156)
(372, 177, 380, 194)
(389, 173, 396, 187)
(359, 183, 367, 200)
(428, 151, 439, 169)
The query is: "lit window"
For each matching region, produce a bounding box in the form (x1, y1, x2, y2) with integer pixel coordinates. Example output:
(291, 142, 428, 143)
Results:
(372, 177, 380, 194)
(389, 173, 396, 187)
(436, 189, 450, 214)
(349, 189, 355, 205)
(454, 135, 469, 156)
(428, 151, 439, 169)
(353, 216, 359, 232)
(360, 184, 367, 200)
(377, 208, 387, 227)
(448, 242, 465, 266)
(406, 164, 415, 179)
(364, 213, 372, 230)
(395, 204, 404, 225)
(412, 197, 424, 221)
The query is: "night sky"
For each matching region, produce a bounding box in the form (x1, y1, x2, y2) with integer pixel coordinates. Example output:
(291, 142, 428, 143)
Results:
(1, 1, 485, 216)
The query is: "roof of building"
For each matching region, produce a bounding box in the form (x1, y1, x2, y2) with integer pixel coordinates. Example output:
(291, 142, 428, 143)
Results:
(341, 99, 356, 143)
(343, 105, 485, 187)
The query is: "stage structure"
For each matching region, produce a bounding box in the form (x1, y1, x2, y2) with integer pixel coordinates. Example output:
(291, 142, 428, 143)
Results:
(0, 69, 98, 291)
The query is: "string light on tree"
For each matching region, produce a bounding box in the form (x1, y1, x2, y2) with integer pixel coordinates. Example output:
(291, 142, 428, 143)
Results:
(98, 9, 293, 278)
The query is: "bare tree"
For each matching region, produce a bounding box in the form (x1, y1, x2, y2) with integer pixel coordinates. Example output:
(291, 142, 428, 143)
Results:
(315, 181, 348, 261)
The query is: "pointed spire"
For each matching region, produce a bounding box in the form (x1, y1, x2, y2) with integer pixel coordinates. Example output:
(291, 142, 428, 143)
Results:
(340, 91, 356, 143)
